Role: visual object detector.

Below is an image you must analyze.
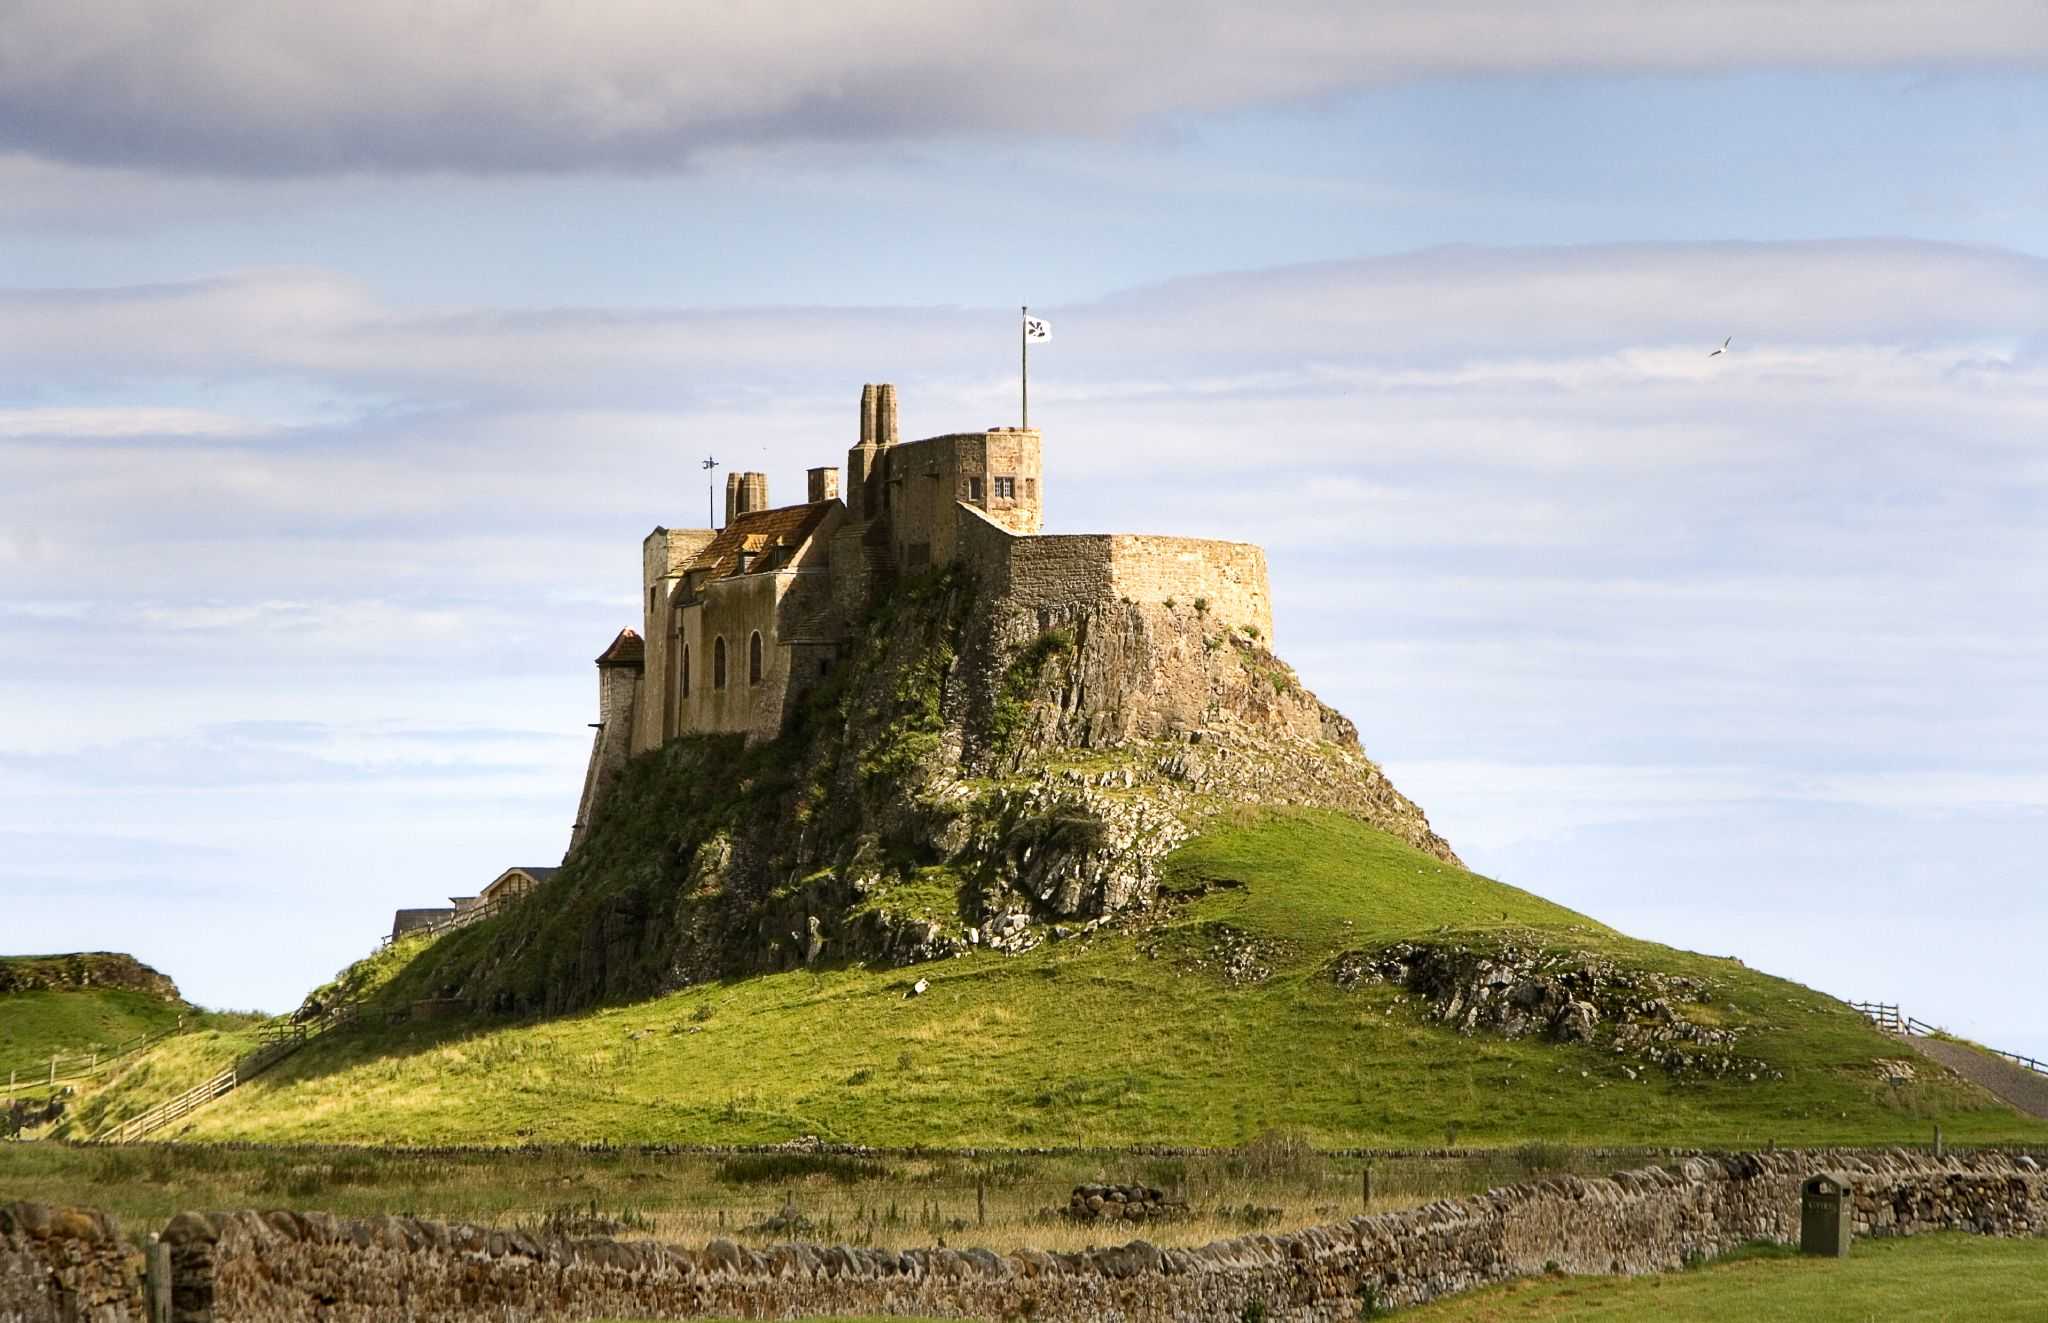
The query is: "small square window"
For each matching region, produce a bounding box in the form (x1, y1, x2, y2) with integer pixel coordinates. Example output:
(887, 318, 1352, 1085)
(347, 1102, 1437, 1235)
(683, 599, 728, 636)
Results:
(994, 476, 1016, 500)
(968, 476, 985, 502)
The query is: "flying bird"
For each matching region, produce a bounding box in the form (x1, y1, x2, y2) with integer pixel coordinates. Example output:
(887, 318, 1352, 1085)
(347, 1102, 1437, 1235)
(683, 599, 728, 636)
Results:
(1708, 336, 1731, 357)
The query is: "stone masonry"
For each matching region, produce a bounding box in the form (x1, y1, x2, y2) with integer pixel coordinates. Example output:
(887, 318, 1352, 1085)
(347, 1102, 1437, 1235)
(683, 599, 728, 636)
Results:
(574, 383, 1276, 801)
(10, 1150, 2038, 1323)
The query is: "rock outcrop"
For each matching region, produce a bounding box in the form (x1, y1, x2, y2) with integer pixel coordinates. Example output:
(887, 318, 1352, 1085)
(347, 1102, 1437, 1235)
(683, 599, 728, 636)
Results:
(394, 568, 1453, 1016)
(0, 954, 182, 1003)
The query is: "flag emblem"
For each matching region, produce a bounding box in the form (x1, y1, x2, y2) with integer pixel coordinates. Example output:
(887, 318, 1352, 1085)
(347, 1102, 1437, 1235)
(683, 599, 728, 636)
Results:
(1023, 315, 1052, 342)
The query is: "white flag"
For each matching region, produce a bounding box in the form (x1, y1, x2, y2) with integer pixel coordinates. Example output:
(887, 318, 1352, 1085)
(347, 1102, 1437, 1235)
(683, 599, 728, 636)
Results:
(1023, 315, 1052, 342)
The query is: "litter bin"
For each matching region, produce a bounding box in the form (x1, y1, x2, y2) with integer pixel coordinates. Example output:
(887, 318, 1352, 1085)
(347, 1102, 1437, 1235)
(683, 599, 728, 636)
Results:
(1800, 1173, 1852, 1257)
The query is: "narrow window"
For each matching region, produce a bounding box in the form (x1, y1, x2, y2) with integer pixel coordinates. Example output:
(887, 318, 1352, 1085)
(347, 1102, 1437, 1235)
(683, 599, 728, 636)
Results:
(748, 631, 764, 685)
(967, 476, 984, 503)
(648, 586, 657, 613)
(1023, 477, 1036, 501)
(994, 476, 1015, 500)
(713, 637, 727, 689)
(680, 644, 690, 698)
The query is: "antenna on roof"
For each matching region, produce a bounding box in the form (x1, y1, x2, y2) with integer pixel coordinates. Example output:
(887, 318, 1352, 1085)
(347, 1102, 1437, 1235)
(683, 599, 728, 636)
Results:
(701, 455, 721, 528)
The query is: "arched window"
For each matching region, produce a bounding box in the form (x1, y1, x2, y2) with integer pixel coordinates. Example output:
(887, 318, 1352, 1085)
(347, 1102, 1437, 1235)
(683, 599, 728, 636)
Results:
(748, 631, 764, 686)
(679, 644, 690, 698)
(713, 636, 727, 690)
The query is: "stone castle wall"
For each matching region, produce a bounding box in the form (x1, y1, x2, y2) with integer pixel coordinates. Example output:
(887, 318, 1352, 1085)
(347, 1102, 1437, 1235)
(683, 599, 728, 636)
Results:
(569, 660, 640, 851)
(14, 1150, 2031, 1323)
(960, 507, 1273, 643)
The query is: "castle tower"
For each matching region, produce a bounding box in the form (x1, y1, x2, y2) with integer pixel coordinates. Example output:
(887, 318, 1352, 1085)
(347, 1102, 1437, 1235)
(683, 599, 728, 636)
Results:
(571, 629, 644, 852)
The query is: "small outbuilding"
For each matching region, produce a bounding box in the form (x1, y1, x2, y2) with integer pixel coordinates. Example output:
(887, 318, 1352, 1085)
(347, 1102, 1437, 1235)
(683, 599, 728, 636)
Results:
(480, 866, 560, 907)
(390, 907, 455, 941)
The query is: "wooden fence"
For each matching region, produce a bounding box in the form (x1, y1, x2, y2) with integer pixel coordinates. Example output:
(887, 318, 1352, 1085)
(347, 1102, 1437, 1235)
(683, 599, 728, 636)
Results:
(1850, 999, 2046, 1077)
(93, 1002, 361, 1144)
(2, 1019, 185, 1099)
(379, 895, 505, 948)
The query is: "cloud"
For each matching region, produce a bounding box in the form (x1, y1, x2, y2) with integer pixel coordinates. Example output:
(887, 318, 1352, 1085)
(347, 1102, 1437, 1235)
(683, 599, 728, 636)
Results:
(2, 235, 2043, 1027)
(0, 406, 279, 440)
(1, 2, 2044, 175)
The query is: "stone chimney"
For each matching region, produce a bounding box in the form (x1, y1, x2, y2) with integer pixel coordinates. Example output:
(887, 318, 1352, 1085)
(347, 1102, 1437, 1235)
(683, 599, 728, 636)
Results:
(860, 384, 879, 447)
(724, 471, 769, 524)
(808, 466, 840, 502)
(876, 383, 899, 445)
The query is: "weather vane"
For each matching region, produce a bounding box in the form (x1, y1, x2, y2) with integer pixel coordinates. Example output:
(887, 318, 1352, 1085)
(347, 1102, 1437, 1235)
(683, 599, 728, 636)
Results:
(701, 455, 720, 528)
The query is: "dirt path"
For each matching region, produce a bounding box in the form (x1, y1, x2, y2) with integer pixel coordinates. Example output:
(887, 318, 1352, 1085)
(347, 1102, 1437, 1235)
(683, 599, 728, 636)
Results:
(1908, 1036, 2048, 1119)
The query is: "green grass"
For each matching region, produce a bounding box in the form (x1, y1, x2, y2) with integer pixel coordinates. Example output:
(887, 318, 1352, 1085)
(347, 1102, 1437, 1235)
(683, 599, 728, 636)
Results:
(73, 808, 2043, 1150)
(1399, 1234, 2048, 1321)
(0, 987, 187, 1077)
(0, 1138, 1643, 1256)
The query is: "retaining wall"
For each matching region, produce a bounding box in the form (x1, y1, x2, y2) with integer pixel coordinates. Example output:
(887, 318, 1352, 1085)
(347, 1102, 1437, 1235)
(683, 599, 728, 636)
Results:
(6, 1151, 2042, 1323)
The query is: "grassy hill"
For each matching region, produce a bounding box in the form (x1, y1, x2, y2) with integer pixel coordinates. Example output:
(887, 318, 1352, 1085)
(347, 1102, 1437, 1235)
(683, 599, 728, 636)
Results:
(86, 809, 2045, 1149)
(0, 954, 189, 1077)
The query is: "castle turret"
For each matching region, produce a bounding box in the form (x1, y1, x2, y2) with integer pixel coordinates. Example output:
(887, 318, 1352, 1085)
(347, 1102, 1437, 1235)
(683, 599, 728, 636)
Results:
(571, 629, 645, 853)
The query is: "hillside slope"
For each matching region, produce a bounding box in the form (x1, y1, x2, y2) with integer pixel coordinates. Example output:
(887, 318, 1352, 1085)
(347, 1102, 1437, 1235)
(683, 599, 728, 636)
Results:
(0, 953, 187, 1072)
(384, 567, 1452, 1018)
(114, 810, 2043, 1149)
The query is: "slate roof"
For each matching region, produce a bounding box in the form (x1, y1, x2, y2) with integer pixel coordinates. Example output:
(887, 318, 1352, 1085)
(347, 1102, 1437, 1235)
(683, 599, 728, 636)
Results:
(595, 628, 644, 667)
(682, 501, 837, 583)
(391, 907, 455, 938)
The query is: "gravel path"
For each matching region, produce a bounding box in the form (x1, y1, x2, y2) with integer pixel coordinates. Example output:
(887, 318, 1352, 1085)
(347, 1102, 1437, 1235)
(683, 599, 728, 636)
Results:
(1908, 1036, 2048, 1119)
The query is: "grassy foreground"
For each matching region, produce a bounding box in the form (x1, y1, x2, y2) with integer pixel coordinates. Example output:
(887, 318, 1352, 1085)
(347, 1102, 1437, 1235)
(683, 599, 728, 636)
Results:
(1401, 1233, 2048, 1321)
(72, 811, 2048, 1148)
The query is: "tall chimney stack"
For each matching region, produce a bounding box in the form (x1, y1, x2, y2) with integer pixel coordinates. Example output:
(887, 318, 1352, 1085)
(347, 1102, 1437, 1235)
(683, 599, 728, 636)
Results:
(876, 383, 899, 446)
(860, 384, 879, 447)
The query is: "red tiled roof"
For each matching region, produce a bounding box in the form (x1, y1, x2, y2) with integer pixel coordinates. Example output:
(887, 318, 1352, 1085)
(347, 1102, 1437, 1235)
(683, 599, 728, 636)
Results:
(595, 628, 644, 667)
(683, 500, 837, 581)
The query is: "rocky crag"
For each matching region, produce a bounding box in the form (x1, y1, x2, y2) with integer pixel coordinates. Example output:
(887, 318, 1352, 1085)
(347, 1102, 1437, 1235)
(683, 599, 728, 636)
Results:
(392, 568, 1452, 1015)
(0, 954, 181, 1003)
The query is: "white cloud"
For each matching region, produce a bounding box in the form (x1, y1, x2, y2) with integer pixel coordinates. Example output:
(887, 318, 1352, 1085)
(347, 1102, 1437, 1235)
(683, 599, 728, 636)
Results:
(3, 236, 2044, 1022)
(0, 406, 278, 439)
(2, 2, 2043, 174)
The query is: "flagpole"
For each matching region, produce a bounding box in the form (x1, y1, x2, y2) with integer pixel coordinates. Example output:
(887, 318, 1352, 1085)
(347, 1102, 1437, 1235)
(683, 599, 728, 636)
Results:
(1020, 305, 1029, 430)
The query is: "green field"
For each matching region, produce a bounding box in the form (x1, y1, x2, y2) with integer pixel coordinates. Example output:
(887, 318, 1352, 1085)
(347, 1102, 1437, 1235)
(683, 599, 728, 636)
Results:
(65, 810, 2042, 1149)
(1400, 1234, 2048, 1321)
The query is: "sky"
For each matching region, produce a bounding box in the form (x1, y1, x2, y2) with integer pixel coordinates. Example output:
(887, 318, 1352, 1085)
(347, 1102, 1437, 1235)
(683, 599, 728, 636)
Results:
(3, 2, 2045, 1062)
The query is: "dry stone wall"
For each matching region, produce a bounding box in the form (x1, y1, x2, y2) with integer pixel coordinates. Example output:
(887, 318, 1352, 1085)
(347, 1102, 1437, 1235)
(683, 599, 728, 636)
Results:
(6, 1150, 2025, 1323)
(0, 1201, 144, 1323)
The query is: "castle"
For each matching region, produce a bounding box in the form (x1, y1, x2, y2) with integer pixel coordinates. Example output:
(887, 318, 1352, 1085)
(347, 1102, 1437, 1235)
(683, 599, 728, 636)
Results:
(569, 383, 1273, 849)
